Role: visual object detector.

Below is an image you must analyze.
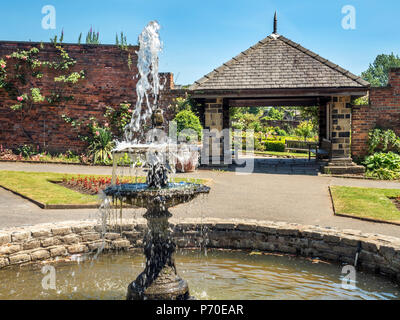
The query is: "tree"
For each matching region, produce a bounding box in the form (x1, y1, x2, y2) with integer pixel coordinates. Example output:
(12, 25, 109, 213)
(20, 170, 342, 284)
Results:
(295, 120, 314, 141)
(361, 53, 400, 87)
(269, 108, 284, 120)
(173, 110, 203, 142)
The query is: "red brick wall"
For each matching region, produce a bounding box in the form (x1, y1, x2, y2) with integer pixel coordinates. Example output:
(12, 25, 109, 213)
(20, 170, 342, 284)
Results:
(0, 41, 175, 153)
(352, 68, 400, 160)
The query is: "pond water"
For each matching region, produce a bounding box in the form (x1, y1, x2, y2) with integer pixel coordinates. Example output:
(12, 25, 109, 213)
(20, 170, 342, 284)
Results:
(0, 249, 398, 300)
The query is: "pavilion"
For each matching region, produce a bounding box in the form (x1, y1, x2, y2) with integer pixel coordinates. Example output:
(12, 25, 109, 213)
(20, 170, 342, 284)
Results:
(188, 13, 369, 173)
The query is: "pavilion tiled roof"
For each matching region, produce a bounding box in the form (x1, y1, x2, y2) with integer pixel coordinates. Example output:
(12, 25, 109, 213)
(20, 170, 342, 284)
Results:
(189, 34, 369, 91)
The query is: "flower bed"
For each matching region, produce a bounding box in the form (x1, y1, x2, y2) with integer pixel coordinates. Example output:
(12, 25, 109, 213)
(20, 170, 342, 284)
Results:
(59, 175, 142, 195)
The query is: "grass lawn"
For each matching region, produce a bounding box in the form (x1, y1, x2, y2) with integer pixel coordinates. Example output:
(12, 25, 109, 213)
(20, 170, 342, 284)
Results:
(330, 186, 400, 223)
(0, 171, 207, 208)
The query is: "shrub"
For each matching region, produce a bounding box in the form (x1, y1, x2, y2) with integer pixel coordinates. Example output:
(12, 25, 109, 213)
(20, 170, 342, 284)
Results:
(248, 121, 262, 132)
(265, 141, 285, 152)
(368, 128, 400, 154)
(254, 138, 265, 152)
(174, 110, 203, 142)
(87, 127, 114, 165)
(295, 120, 314, 141)
(364, 152, 400, 171)
(262, 108, 284, 120)
(16, 144, 40, 158)
(274, 128, 287, 136)
(365, 168, 400, 180)
(104, 102, 132, 139)
(364, 152, 400, 180)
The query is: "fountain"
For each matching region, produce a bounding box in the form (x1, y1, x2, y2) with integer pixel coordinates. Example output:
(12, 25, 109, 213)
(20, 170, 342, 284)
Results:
(100, 21, 210, 300)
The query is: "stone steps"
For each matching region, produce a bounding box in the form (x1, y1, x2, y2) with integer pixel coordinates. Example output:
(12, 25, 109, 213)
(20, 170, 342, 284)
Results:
(323, 165, 365, 175)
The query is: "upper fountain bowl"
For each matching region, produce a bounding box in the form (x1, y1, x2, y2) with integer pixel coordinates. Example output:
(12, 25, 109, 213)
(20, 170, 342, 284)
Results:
(103, 182, 210, 210)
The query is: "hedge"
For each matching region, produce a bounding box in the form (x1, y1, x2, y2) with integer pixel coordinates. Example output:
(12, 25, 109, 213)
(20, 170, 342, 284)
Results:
(265, 141, 285, 152)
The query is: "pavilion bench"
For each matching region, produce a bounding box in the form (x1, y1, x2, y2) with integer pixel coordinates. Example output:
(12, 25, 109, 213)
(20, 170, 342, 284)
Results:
(285, 140, 318, 160)
(309, 138, 332, 160)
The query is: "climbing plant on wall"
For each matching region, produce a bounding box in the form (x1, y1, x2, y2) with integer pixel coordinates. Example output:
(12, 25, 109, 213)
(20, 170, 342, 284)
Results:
(0, 44, 85, 145)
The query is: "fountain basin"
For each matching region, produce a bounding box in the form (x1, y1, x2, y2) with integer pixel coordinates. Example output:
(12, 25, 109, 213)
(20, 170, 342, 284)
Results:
(103, 182, 210, 209)
(1, 218, 400, 299)
(0, 249, 399, 300)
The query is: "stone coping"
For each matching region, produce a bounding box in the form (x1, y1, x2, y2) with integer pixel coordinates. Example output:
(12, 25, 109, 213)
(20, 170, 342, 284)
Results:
(0, 218, 399, 285)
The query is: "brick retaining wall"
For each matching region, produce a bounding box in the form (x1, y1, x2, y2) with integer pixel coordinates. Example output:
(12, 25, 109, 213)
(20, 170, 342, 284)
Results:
(0, 218, 399, 285)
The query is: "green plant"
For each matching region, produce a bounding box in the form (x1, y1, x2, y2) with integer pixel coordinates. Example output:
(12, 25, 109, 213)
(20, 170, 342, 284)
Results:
(352, 95, 369, 105)
(104, 102, 132, 139)
(170, 95, 201, 116)
(262, 107, 285, 120)
(174, 110, 203, 142)
(295, 120, 314, 141)
(364, 152, 400, 171)
(116, 32, 128, 50)
(87, 127, 114, 165)
(368, 128, 400, 154)
(86, 27, 100, 44)
(0, 44, 85, 143)
(365, 168, 400, 180)
(361, 53, 400, 87)
(16, 144, 39, 158)
(364, 152, 400, 180)
(265, 141, 285, 152)
(62, 114, 115, 165)
(248, 121, 262, 132)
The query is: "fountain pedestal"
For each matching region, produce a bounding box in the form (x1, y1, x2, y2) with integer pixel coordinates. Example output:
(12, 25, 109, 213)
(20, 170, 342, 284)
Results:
(104, 161, 209, 300)
(126, 202, 190, 300)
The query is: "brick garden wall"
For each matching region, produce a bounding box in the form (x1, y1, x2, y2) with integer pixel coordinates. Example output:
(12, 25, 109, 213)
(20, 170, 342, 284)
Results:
(352, 68, 400, 160)
(0, 41, 176, 153)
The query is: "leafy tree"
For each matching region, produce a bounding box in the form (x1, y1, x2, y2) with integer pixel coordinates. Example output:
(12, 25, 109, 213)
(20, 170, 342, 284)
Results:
(298, 106, 319, 127)
(295, 120, 314, 141)
(263, 107, 285, 120)
(361, 53, 400, 87)
(170, 95, 201, 117)
(173, 110, 203, 142)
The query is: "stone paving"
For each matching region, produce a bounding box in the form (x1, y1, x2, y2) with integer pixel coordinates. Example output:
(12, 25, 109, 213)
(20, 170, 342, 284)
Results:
(0, 160, 399, 238)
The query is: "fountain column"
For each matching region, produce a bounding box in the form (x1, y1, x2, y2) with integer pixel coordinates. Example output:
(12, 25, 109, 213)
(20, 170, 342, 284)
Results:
(126, 197, 190, 300)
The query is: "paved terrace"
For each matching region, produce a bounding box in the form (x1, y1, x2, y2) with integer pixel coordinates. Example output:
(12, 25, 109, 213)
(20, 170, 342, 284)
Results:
(0, 159, 399, 238)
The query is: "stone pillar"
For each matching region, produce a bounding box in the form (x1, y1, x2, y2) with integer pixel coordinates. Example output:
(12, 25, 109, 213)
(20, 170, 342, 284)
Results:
(318, 103, 327, 141)
(203, 98, 224, 164)
(323, 96, 365, 175)
(330, 96, 352, 159)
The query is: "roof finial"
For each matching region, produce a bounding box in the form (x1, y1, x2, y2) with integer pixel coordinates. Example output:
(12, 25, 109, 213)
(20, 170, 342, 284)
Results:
(273, 11, 278, 34)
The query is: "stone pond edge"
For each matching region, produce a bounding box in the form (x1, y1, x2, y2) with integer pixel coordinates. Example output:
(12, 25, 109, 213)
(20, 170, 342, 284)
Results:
(0, 218, 399, 285)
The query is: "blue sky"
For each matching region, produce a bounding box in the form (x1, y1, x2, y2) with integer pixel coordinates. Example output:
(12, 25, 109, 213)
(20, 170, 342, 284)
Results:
(1, 0, 400, 85)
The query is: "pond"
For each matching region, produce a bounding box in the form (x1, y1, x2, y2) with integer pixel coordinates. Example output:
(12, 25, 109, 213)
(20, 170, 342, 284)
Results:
(0, 249, 398, 300)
